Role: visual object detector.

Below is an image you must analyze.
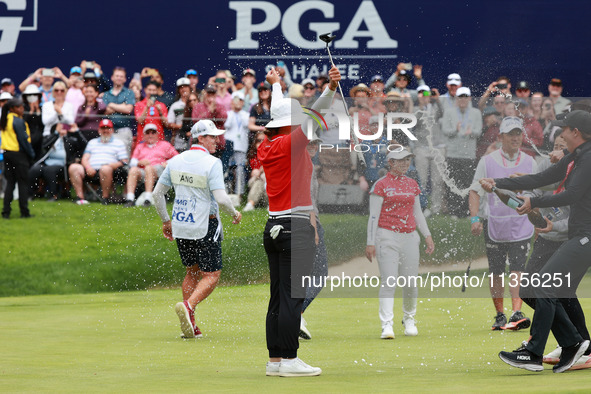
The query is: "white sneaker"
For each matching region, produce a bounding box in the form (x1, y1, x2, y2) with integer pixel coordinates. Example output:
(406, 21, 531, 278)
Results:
(243, 202, 255, 212)
(279, 358, 321, 377)
(403, 318, 418, 336)
(299, 316, 311, 340)
(543, 346, 562, 365)
(266, 361, 281, 376)
(381, 322, 395, 339)
(569, 354, 591, 370)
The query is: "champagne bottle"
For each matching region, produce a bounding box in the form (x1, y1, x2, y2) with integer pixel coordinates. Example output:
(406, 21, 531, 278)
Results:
(491, 186, 523, 209)
(527, 210, 549, 228)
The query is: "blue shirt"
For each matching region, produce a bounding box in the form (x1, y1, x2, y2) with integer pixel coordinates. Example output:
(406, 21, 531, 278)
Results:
(102, 87, 136, 129)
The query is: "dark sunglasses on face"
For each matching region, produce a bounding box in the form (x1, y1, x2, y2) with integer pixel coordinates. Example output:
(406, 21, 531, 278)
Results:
(256, 138, 265, 142)
(54, 89, 66, 92)
(144, 129, 157, 134)
(304, 85, 315, 90)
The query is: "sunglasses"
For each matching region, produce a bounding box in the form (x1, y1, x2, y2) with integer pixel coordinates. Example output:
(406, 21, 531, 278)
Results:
(396, 77, 408, 81)
(53, 89, 66, 92)
(256, 138, 265, 143)
(304, 86, 315, 90)
(144, 129, 157, 134)
(458, 94, 470, 98)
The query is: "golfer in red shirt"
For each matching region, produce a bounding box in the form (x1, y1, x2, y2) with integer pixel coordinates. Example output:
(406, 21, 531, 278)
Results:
(259, 66, 341, 377)
(366, 148, 435, 339)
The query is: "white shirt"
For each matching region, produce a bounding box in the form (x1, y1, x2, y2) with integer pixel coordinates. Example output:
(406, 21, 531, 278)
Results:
(224, 109, 250, 152)
(158, 146, 225, 240)
(42, 101, 75, 136)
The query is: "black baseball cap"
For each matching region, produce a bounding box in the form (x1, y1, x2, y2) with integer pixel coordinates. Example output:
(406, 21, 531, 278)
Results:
(554, 110, 591, 135)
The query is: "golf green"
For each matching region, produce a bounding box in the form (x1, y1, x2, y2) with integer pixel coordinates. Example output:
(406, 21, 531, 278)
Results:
(2, 285, 590, 392)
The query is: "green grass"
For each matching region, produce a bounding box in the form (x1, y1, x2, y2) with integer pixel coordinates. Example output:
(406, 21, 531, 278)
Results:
(1, 286, 590, 392)
(0, 200, 484, 297)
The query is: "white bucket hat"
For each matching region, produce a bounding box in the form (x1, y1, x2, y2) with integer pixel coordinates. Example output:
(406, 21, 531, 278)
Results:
(265, 98, 307, 128)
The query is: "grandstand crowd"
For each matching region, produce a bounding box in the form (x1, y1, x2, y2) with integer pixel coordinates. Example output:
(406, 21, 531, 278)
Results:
(0, 60, 581, 218)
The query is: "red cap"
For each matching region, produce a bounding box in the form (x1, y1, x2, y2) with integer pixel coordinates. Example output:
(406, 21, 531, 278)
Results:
(99, 119, 114, 128)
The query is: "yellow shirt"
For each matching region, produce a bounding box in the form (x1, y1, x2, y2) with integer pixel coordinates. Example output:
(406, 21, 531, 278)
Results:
(1, 112, 31, 152)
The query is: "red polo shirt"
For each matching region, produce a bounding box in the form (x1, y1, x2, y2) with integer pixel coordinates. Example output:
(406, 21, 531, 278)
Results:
(134, 99, 168, 141)
(257, 128, 312, 215)
(371, 173, 421, 233)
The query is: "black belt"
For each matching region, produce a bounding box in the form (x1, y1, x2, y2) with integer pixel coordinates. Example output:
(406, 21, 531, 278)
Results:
(269, 213, 310, 220)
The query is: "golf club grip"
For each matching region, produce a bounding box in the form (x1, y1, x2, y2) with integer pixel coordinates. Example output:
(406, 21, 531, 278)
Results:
(461, 265, 471, 292)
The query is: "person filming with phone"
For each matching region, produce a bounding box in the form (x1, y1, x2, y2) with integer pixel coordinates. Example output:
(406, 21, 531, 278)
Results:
(134, 81, 168, 142)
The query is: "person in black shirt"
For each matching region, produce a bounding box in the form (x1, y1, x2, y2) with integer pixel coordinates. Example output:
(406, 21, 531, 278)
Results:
(480, 110, 591, 373)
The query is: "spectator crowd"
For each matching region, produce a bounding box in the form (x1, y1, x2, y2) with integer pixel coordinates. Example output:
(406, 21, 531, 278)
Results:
(0, 59, 582, 218)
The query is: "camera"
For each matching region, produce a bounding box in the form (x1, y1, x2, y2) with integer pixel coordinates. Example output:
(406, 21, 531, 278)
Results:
(496, 83, 507, 90)
(42, 69, 55, 77)
(86, 61, 94, 69)
(215, 78, 226, 84)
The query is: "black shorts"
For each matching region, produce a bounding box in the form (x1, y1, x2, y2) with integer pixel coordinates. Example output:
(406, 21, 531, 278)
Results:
(483, 220, 530, 275)
(176, 218, 222, 272)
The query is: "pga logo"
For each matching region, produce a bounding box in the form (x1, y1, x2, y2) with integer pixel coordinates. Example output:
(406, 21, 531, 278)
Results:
(229, 0, 397, 50)
(0, 0, 38, 55)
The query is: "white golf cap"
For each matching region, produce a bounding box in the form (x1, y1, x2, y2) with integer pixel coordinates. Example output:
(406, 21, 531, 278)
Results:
(265, 98, 307, 128)
(176, 77, 190, 87)
(301, 78, 315, 87)
(0, 92, 13, 100)
(231, 91, 245, 101)
(144, 123, 158, 132)
(499, 116, 524, 134)
(387, 147, 414, 161)
(191, 119, 225, 138)
(416, 84, 430, 92)
(447, 73, 461, 85)
(22, 84, 41, 95)
(456, 86, 471, 96)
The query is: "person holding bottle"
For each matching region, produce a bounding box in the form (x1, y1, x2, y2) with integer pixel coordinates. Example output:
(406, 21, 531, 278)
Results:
(480, 110, 591, 373)
(468, 116, 538, 331)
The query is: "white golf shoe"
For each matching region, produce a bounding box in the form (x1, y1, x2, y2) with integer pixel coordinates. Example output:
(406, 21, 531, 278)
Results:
(279, 358, 322, 377)
(299, 316, 311, 340)
(403, 318, 418, 336)
(543, 346, 562, 365)
(381, 322, 395, 339)
(266, 361, 281, 376)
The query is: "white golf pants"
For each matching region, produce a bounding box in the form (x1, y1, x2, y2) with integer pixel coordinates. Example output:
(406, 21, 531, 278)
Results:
(376, 228, 420, 326)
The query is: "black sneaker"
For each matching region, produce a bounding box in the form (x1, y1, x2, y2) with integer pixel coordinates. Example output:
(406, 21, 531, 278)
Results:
(124, 200, 135, 208)
(503, 311, 531, 330)
(492, 312, 507, 331)
(499, 343, 543, 372)
(553, 340, 590, 373)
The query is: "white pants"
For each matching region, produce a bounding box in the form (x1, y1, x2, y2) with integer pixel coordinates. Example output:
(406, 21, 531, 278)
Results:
(114, 127, 133, 156)
(376, 228, 420, 326)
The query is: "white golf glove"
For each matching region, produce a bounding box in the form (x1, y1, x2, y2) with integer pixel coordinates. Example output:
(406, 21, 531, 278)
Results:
(270, 225, 284, 239)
